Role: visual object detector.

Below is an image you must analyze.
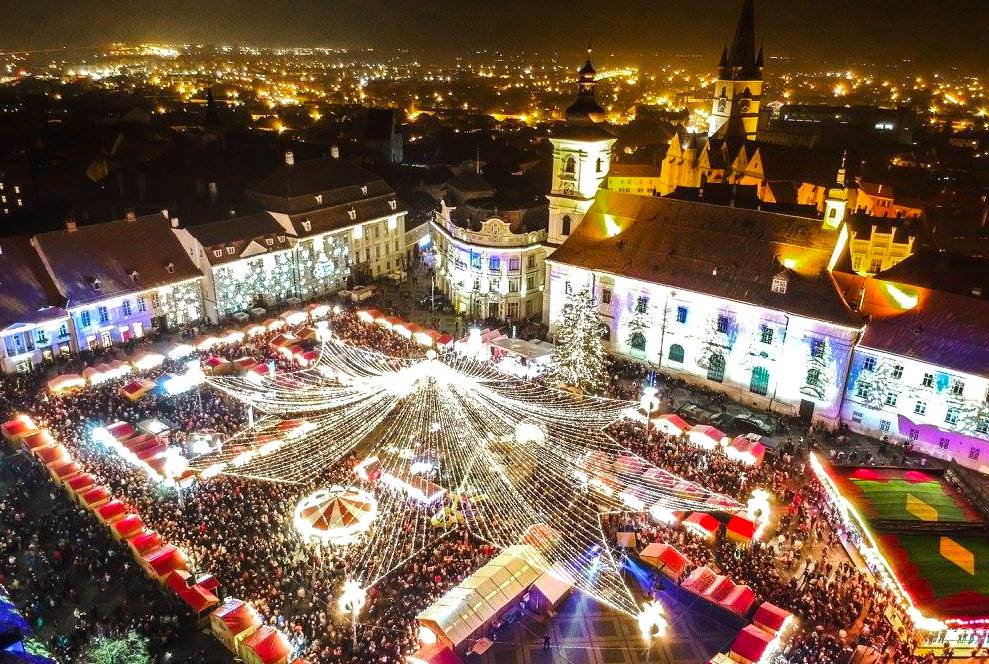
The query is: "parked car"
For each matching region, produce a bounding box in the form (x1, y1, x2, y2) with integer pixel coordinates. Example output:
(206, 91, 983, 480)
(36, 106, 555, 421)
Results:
(349, 285, 378, 303)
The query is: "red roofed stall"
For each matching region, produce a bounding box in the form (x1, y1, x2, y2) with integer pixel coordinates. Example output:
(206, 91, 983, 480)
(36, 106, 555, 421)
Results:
(141, 544, 187, 581)
(112, 514, 145, 541)
(166, 570, 220, 616)
(129, 530, 163, 557)
(97, 499, 128, 524)
(210, 598, 262, 654)
(639, 543, 690, 580)
(239, 626, 291, 664)
(729, 624, 776, 664)
(683, 512, 720, 539)
(752, 602, 793, 634)
(80, 486, 111, 510)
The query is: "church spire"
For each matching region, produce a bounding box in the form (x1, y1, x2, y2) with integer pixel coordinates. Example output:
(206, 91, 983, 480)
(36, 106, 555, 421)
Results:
(565, 47, 606, 124)
(726, 0, 760, 81)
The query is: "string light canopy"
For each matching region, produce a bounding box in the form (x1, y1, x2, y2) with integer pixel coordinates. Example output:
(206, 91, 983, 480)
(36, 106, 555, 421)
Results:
(196, 338, 743, 617)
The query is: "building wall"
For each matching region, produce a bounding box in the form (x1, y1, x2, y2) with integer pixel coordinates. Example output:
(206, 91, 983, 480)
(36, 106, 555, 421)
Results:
(607, 175, 661, 196)
(547, 136, 615, 246)
(210, 251, 297, 320)
(1, 318, 72, 373)
(546, 262, 858, 424)
(295, 232, 351, 300)
(430, 215, 546, 321)
(348, 213, 407, 281)
(848, 227, 915, 276)
(842, 349, 989, 472)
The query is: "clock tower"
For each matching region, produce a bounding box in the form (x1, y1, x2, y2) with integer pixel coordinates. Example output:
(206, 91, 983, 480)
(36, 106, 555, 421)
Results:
(546, 49, 616, 249)
(707, 0, 764, 141)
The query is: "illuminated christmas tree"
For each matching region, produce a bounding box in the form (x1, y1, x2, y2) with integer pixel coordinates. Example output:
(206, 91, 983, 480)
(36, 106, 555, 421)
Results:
(548, 287, 607, 394)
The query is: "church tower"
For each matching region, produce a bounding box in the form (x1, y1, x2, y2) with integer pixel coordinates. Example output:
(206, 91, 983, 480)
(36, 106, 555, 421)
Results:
(823, 151, 855, 229)
(546, 49, 616, 249)
(707, 0, 764, 140)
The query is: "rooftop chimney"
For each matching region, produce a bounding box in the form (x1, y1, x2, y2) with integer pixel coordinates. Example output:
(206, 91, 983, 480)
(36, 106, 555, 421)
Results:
(66, 217, 77, 233)
(170, 217, 180, 229)
(125, 209, 137, 222)
(284, 151, 295, 166)
(331, 145, 340, 159)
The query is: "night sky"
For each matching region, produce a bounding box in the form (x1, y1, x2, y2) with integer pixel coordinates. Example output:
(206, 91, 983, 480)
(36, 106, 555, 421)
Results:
(3, 0, 988, 69)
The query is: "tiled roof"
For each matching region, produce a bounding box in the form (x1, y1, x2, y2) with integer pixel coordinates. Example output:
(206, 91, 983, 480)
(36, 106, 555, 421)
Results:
(183, 212, 294, 266)
(547, 190, 860, 326)
(247, 157, 390, 214)
(0, 235, 66, 329)
(859, 288, 989, 377)
(289, 195, 406, 239)
(608, 163, 661, 178)
(33, 213, 202, 308)
(874, 250, 989, 299)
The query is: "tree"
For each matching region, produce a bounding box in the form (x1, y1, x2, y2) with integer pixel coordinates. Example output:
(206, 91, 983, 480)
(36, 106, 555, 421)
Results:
(548, 287, 607, 394)
(83, 631, 151, 664)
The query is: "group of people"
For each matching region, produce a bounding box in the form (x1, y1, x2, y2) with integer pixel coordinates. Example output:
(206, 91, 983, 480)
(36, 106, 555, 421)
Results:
(0, 309, 972, 664)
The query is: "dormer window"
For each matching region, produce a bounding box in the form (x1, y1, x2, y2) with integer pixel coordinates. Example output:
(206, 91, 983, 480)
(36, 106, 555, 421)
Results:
(771, 271, 789, 295)
(361, 185, 368, 196)
(301, 220, 312, 232)
(388, 199, 397, 211)
(265, 237, 274, 246)
(213, 249, 223, 258)
(347, 209, 357, 221)
(165, 262, 175, 274)
(129, 270, 140, 283)
(315, 194, 324, 205)
(277, 235, 286, 243)
(226, 246, 235, 255)
(91, 277, 102, 292)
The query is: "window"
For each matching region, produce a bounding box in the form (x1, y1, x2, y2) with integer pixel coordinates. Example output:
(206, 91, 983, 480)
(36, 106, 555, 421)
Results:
(470, 253, 482, 270)
(879, 420, 891, 433)
(226, 246, 235, 255)
(564, 281, 572, 295)
(347, 209, 357, 221)
(863, 356, 876, 372)
(892, 364, 903, 380)
(759, 325, 773, 344)
(771, 273, 788, 294)
(676, 306, 688, 324)
(750, 367, 770, 396)
(277, 235, 285, 243)
(885, 392, 898, 407)
(388, 200, 398, 211)
(855, 382, 869, 399)
(969, 447, 981, 461)
(508, 279, 519, 293)
(921, 373, 934, 388)
(80, 310, 91, 328)
(122, 300, 132, 317)
(908, 428, 919, 441)
(601, 288, 612, 304)
(946, 407, 960, 425)
(851, 411, 863, 423)
(707, 354, 726, 383)
(35, 329, 48, 345)
(950, 379, 965, 397)
(301, 220, 312, 232)
(668, 344, 685, 363)
(97, 307, 109, 325)
(629, 333, 646, 352)
(489, 256, 500, 271)
(58, 323, 69, 339)
(596, 157, 603, 173)
(977, 418, 989, 435)
(810, 339, 825, 359)
(561, 216, 572, 235)
(563, 156, 576, 174)
(137, 297, 146, 313)
(636, 297, 648, 314)
(526, 275, 535, 291)
(938, 438, 951, 450)
(527, 255, 535, 269)
(914, 400, 927, 416)
(716, 315, 730, 334)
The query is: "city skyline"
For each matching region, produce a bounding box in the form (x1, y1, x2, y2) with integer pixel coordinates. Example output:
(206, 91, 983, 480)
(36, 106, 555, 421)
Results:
(3, 0, 988, 70)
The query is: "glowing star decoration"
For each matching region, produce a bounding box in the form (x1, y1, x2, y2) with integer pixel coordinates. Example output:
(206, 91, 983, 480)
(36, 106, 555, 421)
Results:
(637, 601, 668, 641)
(196, 337, 742, 616)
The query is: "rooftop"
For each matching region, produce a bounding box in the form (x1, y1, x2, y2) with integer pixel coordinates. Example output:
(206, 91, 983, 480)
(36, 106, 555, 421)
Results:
(0, 235, 66, 329)
(548, 190, 859, 326)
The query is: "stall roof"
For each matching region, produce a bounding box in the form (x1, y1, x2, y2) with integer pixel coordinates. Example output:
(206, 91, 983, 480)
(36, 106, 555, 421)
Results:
(489, 337, 554, 360)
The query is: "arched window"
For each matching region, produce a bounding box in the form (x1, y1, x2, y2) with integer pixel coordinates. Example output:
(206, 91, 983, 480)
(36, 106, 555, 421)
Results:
(629, 333, 646, 352)
(564, 156, 576, 174)
(750, 366, 769, 396)
(707, 354, 726, 383)
(668, 344, 685, 363)
(561, 215, 572, 236)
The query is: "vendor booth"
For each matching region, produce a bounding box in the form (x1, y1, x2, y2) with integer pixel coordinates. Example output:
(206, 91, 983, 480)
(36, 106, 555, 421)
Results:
(639, 543, 690, 580)
(141, 544, 187, 581)
(526, 566, 574, 613)
(728, 624, 777, 664)
(654, 413, 690, 437)
(167, 570, 220, 616)
(211, 598, 262, 654)
(239, 626, 291, 664)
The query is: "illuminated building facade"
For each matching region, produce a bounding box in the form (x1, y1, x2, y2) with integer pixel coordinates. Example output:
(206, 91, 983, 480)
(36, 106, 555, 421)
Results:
(173, 212, 298, 322)
(546, 192, 860, 425)
(31, 212, 205, 351)
(249, 152, 406, 285)
(430, 200, 547, 320)
(606, 163, 662, 197)
(839, 280, 989, 472)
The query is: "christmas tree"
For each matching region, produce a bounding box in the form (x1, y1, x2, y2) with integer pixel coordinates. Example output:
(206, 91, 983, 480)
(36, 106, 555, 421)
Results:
(548, 287, 607, 394)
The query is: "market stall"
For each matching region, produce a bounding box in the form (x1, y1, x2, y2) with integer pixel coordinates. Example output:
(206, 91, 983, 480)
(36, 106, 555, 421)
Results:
(141, 544, 187, 581)
(46, 373, 86, 394)
(2, 416, 37, 442)
(210, 598, 262, 654)
(683, 512, 720, 539)
(79, 486, 110, 510)
(166, 570, 220, 616)
(728, 624, 776, 664)
(111, 514, 145, 541)
(120, 378, 156, 401)
(527, 566, 574, 613)
(239, 625, 291, 664)
(654, 413, 690, 437)
(128, 530, 162, 557)
(687, 425, 727, 450)
(639, 543, 690, 580)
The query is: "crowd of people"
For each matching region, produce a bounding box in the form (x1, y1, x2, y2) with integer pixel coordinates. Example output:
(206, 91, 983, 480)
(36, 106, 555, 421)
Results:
(0, 309, 973, 664)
